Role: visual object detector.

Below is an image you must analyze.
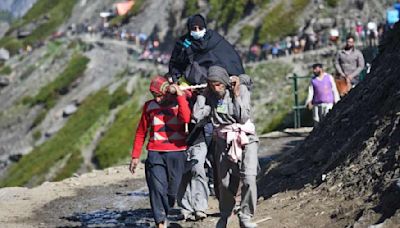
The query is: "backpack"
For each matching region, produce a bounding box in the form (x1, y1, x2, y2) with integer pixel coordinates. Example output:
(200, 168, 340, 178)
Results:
(184, 61, 208, 85)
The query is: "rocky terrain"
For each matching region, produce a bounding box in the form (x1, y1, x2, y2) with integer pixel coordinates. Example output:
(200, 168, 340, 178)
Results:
(0, 129, 310, 228)
(258, 22, 400, 227)
(0, 1, 399, 227)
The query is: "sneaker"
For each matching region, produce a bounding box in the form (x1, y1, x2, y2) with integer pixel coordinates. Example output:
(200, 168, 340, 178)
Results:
(238, 214, 257, 228)
(194, 211, 207, 220)
(176, 210, 192, 221)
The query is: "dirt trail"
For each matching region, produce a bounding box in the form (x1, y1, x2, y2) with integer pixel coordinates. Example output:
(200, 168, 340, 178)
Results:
(0, 129, 309, 228)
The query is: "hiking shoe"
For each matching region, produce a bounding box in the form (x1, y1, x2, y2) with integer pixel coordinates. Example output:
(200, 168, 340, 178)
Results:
(176, 210, 192, 221)
(194, 211, 207, 220)
(216, 217, 228, 228)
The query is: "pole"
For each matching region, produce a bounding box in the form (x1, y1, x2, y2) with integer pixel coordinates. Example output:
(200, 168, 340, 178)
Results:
(292, 73, 299, 128)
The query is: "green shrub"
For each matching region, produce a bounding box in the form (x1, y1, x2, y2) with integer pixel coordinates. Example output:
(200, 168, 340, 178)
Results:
(94, 78, 150, 168)
(0, 65, 12, 75)
(94, 99, 142, 168)
(258, 0, 310, 44)
(0, 89, 111, 187)
(208, 0, 247, 30)
(183, 0, 199, 17)
(326, 0, 340, 7)
(53, 152, 83, 181)
(245, 61, 305, 133)
(0, 37, 23, 55)
(21, 96, 34, 106)
(32, 53, 89, 108)
(3, 0, 77, 51)
(239, 25, 255, 45)
(109, 82, 130, 110)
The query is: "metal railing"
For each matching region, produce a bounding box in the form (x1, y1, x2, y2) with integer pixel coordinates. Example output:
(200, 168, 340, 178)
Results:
(288, 73, 311, 128)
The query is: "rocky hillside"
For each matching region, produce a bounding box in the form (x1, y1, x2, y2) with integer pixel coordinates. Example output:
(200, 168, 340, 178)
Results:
(258, 22, 400, 227)
(0, 0, 389, 188)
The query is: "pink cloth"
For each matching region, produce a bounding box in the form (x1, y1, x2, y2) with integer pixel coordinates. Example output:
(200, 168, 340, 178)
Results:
(217, 120, 256, 163)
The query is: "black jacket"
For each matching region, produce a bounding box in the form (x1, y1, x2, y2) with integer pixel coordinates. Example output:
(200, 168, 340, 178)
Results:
(168, 29, 244, 80)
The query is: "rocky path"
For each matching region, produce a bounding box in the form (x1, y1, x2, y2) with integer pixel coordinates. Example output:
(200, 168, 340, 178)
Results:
(0, 129, 310, 228)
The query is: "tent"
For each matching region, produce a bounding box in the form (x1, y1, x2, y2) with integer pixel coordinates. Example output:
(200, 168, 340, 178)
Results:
(114, 1, 135, 16)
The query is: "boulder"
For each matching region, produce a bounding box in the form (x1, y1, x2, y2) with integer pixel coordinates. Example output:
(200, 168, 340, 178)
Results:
(62, 104, 78, 117)
(0, 77, 10, 87)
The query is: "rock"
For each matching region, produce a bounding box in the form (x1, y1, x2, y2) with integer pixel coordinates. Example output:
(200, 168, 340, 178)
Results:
(8, 154, 22, 162)
(0, 48, 10, 61)
(0, 77, 10, 86)
(62, 104, 78, 117)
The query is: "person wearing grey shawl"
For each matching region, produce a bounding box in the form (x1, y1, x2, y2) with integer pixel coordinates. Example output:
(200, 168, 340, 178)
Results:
(193, 66, 259, 228)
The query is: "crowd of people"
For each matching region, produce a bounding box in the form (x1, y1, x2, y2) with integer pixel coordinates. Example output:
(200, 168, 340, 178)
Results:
(129, 14, 258, 228)
(124, 11, 377, 227)
(243, 17, 386, 63)
(68, 20, 171, 65)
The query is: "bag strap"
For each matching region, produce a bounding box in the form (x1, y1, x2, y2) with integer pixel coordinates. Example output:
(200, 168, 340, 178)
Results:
(183, 38, 194, 64)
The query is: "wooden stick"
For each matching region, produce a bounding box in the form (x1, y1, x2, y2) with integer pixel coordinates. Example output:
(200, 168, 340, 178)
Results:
(179, 84, 207, 90)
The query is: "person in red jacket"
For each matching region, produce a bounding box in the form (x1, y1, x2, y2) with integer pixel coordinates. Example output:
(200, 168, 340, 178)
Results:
(129, 75, 191, 228)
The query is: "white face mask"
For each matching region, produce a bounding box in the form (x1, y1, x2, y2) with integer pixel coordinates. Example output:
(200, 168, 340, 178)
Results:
(190, 29, 206, 40)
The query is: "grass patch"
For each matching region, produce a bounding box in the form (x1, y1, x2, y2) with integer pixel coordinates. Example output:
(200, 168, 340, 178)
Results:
(94, 78, 150, 168)
(258, 0, 310, 43)
(109, 82, 130, 110)
(29, 53, 89, 108)
(326, 0, 340, 7)
(246, 61, 305, 133)
(53, 152, 83, 181)
(0, 89, 111, 187)
(0, 37, 23, 55)
(208, 0, 270, 31)
(0, 65, 12, 75)
(109, 0, 145, 27)
(208, 0, 248, 30)
(183, 0, 200, 17)
(94, 99, 141, 168)
(0, 0, 77, 54)
(239, 25, 255, 46)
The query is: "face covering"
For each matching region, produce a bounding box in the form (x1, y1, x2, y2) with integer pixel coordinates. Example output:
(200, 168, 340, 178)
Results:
(190, 29, 206, 40)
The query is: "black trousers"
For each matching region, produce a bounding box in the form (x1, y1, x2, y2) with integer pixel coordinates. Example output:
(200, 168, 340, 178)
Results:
(145, 151, 186, 224)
